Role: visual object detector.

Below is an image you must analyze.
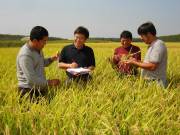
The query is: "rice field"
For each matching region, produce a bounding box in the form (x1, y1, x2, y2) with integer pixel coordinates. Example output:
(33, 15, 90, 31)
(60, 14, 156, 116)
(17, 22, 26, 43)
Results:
(0, 42, 179, 135)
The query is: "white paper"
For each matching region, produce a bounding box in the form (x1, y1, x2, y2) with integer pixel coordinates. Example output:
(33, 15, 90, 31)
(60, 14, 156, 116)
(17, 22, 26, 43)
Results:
(67, 67, 91, 75)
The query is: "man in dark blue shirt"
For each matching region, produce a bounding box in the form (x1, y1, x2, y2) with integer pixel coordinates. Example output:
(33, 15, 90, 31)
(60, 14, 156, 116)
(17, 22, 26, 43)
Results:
(58, 26, 95, 82)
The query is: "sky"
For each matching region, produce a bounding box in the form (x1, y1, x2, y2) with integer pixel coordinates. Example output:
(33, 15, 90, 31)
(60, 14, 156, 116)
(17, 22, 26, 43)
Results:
(0, 0, 180, 39)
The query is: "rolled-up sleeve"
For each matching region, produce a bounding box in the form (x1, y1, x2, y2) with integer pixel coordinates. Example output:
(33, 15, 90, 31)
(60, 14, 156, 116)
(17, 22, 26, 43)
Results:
(89, 49, 95, 67)
(44, 58, 53, 67)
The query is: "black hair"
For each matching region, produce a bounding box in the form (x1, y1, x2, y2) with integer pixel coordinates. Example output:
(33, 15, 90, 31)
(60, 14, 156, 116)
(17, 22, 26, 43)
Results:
(138, 22, 156, 36)
(74, 26, 89, 39)
(30, 26, 49, 41)
(120, 31, 132, 40)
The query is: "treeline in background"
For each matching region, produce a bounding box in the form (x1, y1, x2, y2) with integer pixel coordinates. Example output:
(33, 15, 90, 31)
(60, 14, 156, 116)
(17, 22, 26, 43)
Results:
(0, 34, 180, 47)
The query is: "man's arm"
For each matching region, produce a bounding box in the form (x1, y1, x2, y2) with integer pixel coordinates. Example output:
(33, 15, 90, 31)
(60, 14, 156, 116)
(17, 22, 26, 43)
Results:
(112, 48, 120, 64)
(112, 55, 120, 64)
(87, 48, 96, 71)
(128, 44, 165, 71)
(44, 57, 54, 67)
(44, 53, 58, 67)
(126, 58, 158, 71)
(20, 55, 60, 87)
(58, 62, 78, 69)
(87, 66, 95, 71)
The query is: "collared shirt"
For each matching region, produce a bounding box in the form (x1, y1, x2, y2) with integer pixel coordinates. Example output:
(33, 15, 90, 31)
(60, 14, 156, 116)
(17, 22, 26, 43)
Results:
(59, 44, 95, 78)
(142, 39, 167, 88)
(16, 43, 53, 89)
(113, 44, 141, 75)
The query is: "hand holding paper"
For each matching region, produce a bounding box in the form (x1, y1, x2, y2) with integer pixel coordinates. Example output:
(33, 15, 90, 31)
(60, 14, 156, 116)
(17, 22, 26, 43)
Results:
(67, 67, 91, 75)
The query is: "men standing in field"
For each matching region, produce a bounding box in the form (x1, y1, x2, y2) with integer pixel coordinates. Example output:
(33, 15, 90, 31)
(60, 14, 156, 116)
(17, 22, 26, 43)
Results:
(58, 26, 95, 83)
(111, 31, 141, 75)
(16, 26, 60, 98)
(124, 22, 168, 88)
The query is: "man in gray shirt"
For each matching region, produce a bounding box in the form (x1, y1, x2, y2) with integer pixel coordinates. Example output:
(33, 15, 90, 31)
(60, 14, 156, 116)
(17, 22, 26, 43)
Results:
(124, 22, 167, 88)
(17, 26, 60, 98)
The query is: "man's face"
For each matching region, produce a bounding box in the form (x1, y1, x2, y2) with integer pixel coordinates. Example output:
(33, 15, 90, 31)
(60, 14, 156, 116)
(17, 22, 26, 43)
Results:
(120, 38, 132, 48)
(140, 33, 151, 44)
(74, 33, 87, 49)
(35, 36, 48, 50)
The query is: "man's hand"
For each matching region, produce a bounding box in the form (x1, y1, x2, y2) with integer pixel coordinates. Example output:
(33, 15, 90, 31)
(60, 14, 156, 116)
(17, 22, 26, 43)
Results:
(86, 66, 95, 71)
(58, 61, 78, 69)
(123, 57, 137, 64)
(51, 51, 60, 61)
(70, 62, 78, 68)
(73, 73, 81, 76)
(48, 79, 60, 86)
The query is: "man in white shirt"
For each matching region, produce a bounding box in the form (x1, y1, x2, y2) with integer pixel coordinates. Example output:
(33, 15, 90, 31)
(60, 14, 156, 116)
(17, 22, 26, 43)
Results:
(125, 22, 167, 88)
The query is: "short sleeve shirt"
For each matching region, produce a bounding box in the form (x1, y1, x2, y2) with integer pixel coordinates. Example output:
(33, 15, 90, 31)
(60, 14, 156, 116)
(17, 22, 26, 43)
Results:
(142, 39, 167, 87)
(59, 44, 95, 78)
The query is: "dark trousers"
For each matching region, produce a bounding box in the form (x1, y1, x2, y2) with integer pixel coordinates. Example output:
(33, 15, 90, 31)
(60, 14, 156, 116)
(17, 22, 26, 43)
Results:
(65, 74, 92, 87)
(18, 87, 46, 99)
